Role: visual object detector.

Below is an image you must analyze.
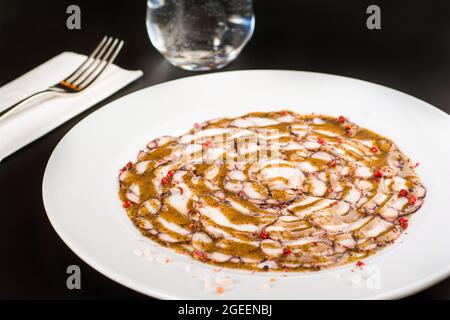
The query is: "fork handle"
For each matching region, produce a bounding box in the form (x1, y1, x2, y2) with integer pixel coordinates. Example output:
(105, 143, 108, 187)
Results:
(0, 90, 52, 123)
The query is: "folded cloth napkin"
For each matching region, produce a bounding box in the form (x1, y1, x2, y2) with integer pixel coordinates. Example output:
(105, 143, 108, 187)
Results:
(0, 51, 143, 161)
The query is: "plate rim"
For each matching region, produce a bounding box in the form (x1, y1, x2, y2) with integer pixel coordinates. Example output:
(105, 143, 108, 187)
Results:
(42, 69, 450, 300)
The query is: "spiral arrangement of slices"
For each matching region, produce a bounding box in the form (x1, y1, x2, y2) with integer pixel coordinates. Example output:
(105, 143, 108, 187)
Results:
(118, 111, 425, 271)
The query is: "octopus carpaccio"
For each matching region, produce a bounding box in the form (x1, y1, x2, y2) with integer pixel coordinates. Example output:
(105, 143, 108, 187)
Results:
(118, 111, 426, 271)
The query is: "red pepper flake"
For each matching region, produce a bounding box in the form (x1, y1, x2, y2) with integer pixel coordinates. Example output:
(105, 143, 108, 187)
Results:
(344, 125, 352, 131)
(399, 189, 408, 197)
(193, 250, 206, 261)
(215, 286, 225, 295)
(415, 162, 420, 168)
(356, 261, 365, 268)
(373, 170, 383, 178)
(161, 177, 169, 185)
(123, 200, 131, 208)
(281, 111, 288, 116)
(317, 137, 325, 145)
(329, 160, 337, 167)
(338, 116, 347, 123)
(283, 248, 292, 255)
(399, 217, 409, 229)
(121, 161, 133, 171)
(331, 201, 339, 206)
(167, 170, 174, 178)
(327, 187, 334, 194)
(408, 195, 417, 205)
(202, 140, 212, 149)
(259, 230, 268, 240)
(371, 146, 379, 153)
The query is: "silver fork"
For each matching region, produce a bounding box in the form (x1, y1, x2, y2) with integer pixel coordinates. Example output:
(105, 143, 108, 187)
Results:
(0, 36, 124, 123)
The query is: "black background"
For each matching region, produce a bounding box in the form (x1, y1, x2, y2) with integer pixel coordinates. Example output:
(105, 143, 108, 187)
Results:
(0, 0, 449, 299)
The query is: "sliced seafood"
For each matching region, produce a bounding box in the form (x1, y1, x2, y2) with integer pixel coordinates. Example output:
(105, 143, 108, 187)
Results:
(119, 111, 426, 272)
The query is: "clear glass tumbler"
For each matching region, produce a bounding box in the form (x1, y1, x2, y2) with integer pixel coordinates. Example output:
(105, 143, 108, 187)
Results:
(146, 0, 255, 71)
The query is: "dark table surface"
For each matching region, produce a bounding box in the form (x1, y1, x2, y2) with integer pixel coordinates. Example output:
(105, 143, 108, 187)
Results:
(1, 0, 449, 299)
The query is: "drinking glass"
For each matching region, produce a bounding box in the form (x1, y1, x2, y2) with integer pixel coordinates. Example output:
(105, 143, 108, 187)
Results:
(146, 0, 255, 71)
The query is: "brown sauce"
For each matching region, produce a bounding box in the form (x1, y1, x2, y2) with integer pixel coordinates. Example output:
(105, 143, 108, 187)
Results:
(118, 111, 426, 271)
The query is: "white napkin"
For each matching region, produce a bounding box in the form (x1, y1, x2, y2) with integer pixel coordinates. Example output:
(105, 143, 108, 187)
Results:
(0, 51, 143, 161)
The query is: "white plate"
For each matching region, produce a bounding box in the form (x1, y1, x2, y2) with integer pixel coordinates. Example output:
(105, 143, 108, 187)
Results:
(43, 70, 450, 299)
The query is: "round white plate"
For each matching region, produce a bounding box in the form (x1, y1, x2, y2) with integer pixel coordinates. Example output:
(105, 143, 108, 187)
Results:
(43, 70, 450, 299)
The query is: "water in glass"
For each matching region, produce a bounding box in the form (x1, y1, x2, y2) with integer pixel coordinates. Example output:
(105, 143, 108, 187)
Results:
(146, 0, 255, 71)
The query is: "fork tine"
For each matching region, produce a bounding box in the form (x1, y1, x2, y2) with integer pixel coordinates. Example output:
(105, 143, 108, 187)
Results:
(71, 38, 118, 87)
(76, 39, 124, 90)
(63, 36, 108, 83)
(65, 36, 113, 84)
